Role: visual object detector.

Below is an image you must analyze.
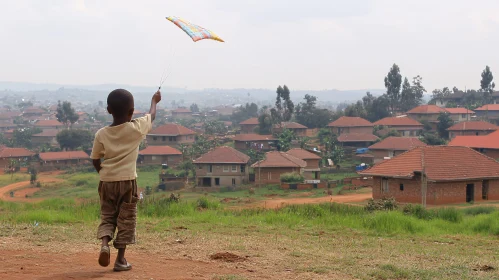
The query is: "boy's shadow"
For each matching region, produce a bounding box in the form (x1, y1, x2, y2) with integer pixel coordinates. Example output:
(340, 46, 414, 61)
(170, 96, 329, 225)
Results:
(36, 270, 112, 280)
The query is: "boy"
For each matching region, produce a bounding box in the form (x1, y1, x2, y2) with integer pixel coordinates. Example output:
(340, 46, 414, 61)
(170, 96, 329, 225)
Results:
(90, 89, 161, 271)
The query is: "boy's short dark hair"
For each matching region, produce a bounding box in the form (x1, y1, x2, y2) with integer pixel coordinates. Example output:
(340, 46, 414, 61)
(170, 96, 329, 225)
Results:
(107, 89, 134, 117)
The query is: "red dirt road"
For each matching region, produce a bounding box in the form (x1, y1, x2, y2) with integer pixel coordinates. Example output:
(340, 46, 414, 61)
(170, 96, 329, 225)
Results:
(0, 249, 245, 280)
(259, 193, 372, 209)
(0, 178, 62, 203)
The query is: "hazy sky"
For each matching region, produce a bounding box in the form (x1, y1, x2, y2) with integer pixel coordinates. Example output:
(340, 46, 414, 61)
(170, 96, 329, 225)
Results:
(2, 0, 499, 91)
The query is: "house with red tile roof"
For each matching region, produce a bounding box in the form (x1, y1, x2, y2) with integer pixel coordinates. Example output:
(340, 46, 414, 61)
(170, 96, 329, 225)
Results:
(0, 111, 21, 124)
(193, 146, 250, 187)
(337, 133, 379, 147)
(32, 129, 60, 147)
(406, 105, 448, 130)
(251, 151, 307, 184)
(328, 116, 373, 135)
(239, 117, 259, 134)
(286, 148, 321, 180)
(138, 145, 182, 166)
(171, 108, 193, 119)
(38, 151, 90, 170)
(447, 121, 499, 139)
(0, 147, 35, 169)
(233, 134, 277, 151)
(22, 107, 46, 117)
(0, 123, 18, 132)
(34, 120, 64, 130)
(474, 104, 499, 120)
(368, 137, 427, 163)
(274, 122, 308, 136)
(374, 117, 423, 137)
(361, 146, 499, 204)
(147, 123, 196, 147)
(448, 130, 499, 160)
(444, 108, 474, 122)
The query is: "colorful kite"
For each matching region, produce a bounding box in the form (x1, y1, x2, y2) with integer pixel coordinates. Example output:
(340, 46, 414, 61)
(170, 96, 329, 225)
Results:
(166, 16, 224, 43)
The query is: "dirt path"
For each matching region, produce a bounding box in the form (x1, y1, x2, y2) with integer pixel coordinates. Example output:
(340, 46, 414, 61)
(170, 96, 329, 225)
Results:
(0, 178, 62, 203)
(0, 249, 246, 280)
(259, 192, 372, 209)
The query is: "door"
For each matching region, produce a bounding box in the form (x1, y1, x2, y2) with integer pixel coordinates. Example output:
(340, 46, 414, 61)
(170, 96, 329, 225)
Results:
(215, 178, 220, 186)
(482, 180, 489, 200)
(466, 184, 474, 203)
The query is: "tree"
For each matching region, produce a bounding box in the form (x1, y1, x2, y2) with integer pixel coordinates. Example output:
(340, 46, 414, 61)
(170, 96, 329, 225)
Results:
(203, 121, 227, 135)
(384, 63, 402, 112)
(11, 128, 41, 148)
(276, 129, 294, 152)
(271, 85, 294, 125)
(429, 87, 452, 105)
(17, 101, 33, 110)
(317, 128, 333, 146)
(420, 132, 446, 145)
(400, 76, 425, 111)
(257, 113, 273, 134)
(343, 92, 390, 122)
(295, 94, 332, 128)
(56, 101, 79, 127)
(190, 103, 199, 112)
(480, 66, 495, 103)
(231, 103, 258, 124)
(56, 129, 93, 150)
(436, 112, 453, 139)
(244, 148, 265, 165)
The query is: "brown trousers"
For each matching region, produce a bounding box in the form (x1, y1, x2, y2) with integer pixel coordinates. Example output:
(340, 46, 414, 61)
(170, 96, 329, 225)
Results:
(97, 180, 138, 249)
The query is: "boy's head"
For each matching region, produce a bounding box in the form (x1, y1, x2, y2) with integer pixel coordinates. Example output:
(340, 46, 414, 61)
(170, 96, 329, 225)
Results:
(107, 89, 134, 121)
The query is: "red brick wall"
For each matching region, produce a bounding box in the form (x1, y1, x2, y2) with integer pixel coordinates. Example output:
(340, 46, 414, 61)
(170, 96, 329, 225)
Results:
(254, 167, 300, 184)
(482, 149, 499, 160)
(372, 176, 499, 205)
(240, 124, 258, 134)
(304, 159, 320, 168)
(141, 155, 182, 166)
(330, 126, 373, 135)
(281, 182, 326, 190)
(234, 140, 273, 151)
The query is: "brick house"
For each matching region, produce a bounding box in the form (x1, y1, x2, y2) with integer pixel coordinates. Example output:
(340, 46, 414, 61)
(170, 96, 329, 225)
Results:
(474, 104, 499, 120)
(138, 145, 182, 166)
(406, 105, 447, 130)
(368, 137, 427, 163)
(286, 148, 321, 180)
(373, 117, 423, 137)
(0, 147, 35, 169)
(38, 151, 90, 170)
(239, 117, 259, 134)
(444, 108, 474, 122)
(448, 130, 499, 160)
(434, 91, 466, 107)
(34, 120, 64, 130)
(233, 134, 277, 151)
(0, 111, 21, 123)
(3, 129, 14, 140)
(171, 108, 193, 119)
(327, 116, 374, 135)
(252, 151, 307, 184)
(32, 129, 60, 147)
(22, 107, 45, 117)
(360, 146, 499, 205)
(337, 133, 379, 148)
(0, 123, 18, 132)
(147, 123, 196, 147)
(274, 122, 308, 137)
(447, 121, 499, 139)
(193, 146, 250, 187)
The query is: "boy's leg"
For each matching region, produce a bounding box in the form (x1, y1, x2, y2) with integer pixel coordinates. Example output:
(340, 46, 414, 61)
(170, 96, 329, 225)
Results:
(113, 180, 138, 267)
(97, 181, 119, 267)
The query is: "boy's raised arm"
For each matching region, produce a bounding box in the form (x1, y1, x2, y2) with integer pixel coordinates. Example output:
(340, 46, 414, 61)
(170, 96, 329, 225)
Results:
(149, 90, 162, 122)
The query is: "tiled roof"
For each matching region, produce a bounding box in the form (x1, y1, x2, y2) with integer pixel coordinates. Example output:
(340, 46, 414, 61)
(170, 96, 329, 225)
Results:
(239, 117, 259, 125)
(23, 107, 45, 114)
(406, 105, 447, 114)
(279, 122, 308, 129)
(360, 146, 499, 181)
(0, 112, 21, 120)
(139, 145, 182, 156)
(35, 120, 63, 127)
(328, 116, 373, 127)
(447, 121, 499, 132)
(474, 104, 499, 111)
(374, 117, 423, 127)
(39, 151, 89, 161)
(286, 148, 321, 160)
(337, 133, 379, 142)
(368, 137, 426, 151)
(251, 151, 307, 168)
(33, 129, 60, 137)
(149, 123, 195, 136)
(444, 108, 474, 114)
(233, 134, 276, 141)
(172, 108, 192, 113)
(448, 130, 499, 149)
(0, 147, 35, 158)
(193, 146, 250, 164)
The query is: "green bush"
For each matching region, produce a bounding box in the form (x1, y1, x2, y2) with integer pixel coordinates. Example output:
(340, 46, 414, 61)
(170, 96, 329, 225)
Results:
(365, 198, 398, 212)
(280, 172, 305, 183)
(463, 206, 496, 216)
(196, 197, 220, 210)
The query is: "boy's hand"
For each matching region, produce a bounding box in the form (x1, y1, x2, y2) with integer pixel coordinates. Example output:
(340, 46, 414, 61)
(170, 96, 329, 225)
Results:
(152, 90, 161, 104)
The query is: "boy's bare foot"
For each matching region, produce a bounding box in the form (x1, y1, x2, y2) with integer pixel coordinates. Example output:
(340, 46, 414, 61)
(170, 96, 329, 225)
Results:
(98, 245, 110, 267)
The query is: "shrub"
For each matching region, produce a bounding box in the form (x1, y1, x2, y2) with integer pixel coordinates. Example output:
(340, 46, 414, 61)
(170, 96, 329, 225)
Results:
(280, 172, 304, 183)
(463, 206, 496, 216)
(402, 204, 432, 220)
(36, 182, 42, 188)
(196, 197, 220, 210)
(365, 198, 398, 212)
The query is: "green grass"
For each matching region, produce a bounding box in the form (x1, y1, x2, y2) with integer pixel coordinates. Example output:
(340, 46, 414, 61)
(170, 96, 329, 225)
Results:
(0, 173, 30, 187)
(320, 173, 357, 181)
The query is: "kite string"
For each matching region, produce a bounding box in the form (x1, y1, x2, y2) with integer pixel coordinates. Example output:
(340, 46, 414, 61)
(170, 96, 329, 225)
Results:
(158, 46, 175, 90)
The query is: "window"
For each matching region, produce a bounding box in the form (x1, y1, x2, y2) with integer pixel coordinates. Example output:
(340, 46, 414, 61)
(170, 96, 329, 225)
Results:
(162, 136, 166, 141)
(215, 178, 220, 186)
(231, 165, 237, 172)
(388, 151, 394, 158)
(153, 136, 157, 141)
(151, 155, 156, 160)
(169, 136, 176, 142)
(232, 178, 236, 186)
(198, 165, 203, 170)
(382, 179, 389, 193)
(209, 165, 213, 173)
(240, 165, 245, 173)
(461, 114, 466, 118)
(223, 165, 229, 172)
(400, 184, 404, 191)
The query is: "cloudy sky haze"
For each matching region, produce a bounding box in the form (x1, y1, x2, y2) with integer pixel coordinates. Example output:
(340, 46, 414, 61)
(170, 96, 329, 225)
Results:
(1, 0, 499, 91)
